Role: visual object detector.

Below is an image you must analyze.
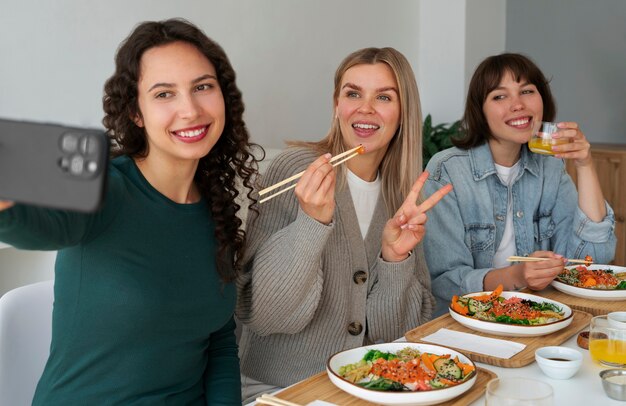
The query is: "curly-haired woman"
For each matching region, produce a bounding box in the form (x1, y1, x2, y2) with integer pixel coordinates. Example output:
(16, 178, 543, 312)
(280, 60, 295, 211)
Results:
(0, 19, 260, 405)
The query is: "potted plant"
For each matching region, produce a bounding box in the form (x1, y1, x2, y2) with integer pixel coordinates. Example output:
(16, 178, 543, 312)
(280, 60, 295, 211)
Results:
(422, 114, 462, 168)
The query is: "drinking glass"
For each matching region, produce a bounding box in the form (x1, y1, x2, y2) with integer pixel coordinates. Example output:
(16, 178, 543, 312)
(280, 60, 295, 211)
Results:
(607, 311, 626, 329)
(589, 315, 626, 367)
(485, 377, 553, 405)
(528, 121, 569, 155)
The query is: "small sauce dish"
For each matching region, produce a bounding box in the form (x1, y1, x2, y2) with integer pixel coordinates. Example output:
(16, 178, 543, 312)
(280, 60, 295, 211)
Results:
(577, 331, 589, 350)
(600, 369, 626, 401)
(535, 346, 582, 379)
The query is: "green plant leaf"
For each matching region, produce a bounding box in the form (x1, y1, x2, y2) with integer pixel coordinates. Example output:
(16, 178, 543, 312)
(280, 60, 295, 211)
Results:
(422, 114, 462, 169)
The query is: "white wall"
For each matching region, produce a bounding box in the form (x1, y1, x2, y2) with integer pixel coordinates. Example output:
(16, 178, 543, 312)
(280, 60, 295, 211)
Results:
(1, 0, 422, 148)
(465, 0, 507, 89)
(417, 1, 467, 125)
(417, 0, 507, 124)
(0, 0, 505, 295)
(505, 0, 626, 145)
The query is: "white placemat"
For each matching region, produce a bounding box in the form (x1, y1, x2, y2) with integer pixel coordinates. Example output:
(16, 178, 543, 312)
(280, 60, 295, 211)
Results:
(420, 328, 526, 359)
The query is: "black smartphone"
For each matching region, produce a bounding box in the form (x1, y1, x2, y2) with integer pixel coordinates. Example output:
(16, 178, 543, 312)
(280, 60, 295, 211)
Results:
(0, 118, 109, 212)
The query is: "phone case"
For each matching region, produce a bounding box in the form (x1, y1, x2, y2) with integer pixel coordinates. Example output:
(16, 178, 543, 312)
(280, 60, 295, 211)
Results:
(0, 118, 109, 212)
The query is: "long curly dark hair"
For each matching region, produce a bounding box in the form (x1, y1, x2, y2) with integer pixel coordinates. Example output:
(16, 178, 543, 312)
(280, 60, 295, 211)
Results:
(102, 18, 262, 282)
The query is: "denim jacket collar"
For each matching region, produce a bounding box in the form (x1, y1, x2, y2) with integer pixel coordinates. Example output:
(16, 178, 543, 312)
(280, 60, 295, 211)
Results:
(468, 142, 540, 182)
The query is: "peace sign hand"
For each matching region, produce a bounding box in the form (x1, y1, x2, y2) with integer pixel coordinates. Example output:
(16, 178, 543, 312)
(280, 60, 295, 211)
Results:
(381, 171, 453, 262)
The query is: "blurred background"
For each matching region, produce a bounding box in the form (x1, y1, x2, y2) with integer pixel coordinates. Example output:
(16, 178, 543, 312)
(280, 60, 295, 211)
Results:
(1, 0, 625, 294)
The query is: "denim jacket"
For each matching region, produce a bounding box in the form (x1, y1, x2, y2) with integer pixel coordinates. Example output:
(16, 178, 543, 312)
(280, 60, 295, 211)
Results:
(423, 142, 616, 316)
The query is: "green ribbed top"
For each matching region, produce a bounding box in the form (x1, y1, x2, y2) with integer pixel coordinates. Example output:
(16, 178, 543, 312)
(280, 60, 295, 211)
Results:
(0, 156, 240, 405)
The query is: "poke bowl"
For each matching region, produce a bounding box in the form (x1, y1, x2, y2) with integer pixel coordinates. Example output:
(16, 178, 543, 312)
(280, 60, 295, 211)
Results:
(449, 286, 573, 337)
(326, 342, 477, 406)
(552, 264, 626, 301)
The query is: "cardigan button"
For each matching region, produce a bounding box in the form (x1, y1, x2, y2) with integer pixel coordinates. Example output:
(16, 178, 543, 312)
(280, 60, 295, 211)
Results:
(353, 270, 367, 284)
(348, 322, 363, 336)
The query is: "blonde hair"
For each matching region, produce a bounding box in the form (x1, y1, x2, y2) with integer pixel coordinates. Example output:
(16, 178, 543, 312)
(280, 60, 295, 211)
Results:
(289, 47, 423, 215)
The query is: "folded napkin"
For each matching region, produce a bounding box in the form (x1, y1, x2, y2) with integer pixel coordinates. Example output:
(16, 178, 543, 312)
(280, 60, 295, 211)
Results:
(420, 328, 526, 359)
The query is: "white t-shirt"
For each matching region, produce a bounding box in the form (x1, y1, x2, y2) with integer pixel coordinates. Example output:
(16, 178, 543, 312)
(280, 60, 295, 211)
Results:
(492, 161, 521, 268)
(347, 169, 381, 239)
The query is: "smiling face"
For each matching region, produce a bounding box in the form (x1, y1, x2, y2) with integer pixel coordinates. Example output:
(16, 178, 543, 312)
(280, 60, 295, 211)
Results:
(335, 63, 401, 160)
(135, 41, 225, 166)
(483, 71, 544, 150)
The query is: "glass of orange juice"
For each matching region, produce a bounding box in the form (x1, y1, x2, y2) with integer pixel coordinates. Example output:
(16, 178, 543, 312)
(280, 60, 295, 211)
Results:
(589, 315, 626, 367)
(528, 121, 569, 155)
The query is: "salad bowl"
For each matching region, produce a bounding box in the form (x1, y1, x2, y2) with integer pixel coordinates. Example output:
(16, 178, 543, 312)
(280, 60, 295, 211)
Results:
(551, 264, 626, 301)
(326, 342, 476, 406)
(449, 290, 573, 337)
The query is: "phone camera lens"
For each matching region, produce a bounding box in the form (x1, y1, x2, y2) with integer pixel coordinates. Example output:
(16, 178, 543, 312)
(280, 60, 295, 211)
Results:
(58, 156, 71, 171)
(79, 135, 99, 156)
(69, 155, 84, 175)
(60, 133, 80, 153)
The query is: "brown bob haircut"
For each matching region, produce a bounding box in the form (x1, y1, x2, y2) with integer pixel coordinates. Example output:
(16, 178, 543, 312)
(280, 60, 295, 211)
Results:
(453, 53, 556, 150)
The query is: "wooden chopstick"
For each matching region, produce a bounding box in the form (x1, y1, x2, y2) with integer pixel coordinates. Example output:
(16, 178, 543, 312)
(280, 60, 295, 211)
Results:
(258, 146, 364, 204)
(256, 394, 303, 406)
(259, 145, 364, 196)
(507, 256, 548, 262)
(506, 256, 593, 265)
(259, 151, 359, 203)
(567, 259, 594, 264)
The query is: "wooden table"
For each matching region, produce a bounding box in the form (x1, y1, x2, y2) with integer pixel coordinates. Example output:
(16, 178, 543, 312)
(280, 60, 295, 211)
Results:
(265, 367, 496, 405)
(247, 312, 621, 405)
(405, 310, 591, 367)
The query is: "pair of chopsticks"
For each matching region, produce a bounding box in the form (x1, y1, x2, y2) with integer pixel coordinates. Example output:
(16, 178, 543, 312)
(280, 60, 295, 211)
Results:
(506, 256, 592, 265)
(256, 394, 302, 406)
(259, 145, 365, 204)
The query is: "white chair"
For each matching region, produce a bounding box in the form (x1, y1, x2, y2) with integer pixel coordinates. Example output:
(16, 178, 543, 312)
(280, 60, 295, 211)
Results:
(0, 280, 54, 406)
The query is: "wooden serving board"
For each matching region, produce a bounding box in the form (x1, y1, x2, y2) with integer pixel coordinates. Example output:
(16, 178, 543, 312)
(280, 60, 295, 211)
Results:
(523, 286, 626, 316)
(272, 367, 496, 406)
(404, 310, 591, 368)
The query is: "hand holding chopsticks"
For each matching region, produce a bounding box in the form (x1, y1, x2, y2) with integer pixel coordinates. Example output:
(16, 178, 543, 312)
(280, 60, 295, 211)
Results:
(506, 255, 593, 265)
(259, 145, 365, 204)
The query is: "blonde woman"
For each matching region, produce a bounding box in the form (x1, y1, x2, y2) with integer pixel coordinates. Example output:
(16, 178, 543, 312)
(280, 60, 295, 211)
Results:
(237, 47, 452, 401)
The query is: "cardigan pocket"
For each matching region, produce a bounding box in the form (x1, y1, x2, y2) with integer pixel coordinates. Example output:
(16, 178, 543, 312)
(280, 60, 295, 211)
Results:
(465, 223, 495, 252)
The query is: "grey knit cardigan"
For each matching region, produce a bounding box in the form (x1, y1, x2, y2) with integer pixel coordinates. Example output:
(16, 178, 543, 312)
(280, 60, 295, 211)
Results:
(237, 147, 435, 387)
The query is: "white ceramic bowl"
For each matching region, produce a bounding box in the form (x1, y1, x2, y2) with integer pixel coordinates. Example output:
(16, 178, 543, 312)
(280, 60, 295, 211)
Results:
(449, 291, 573, 337)
(326, 342, 477, 406)
(535, 346, 583, 379)
(551, 264, 626, 301)
(607, 311, 626, 329)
